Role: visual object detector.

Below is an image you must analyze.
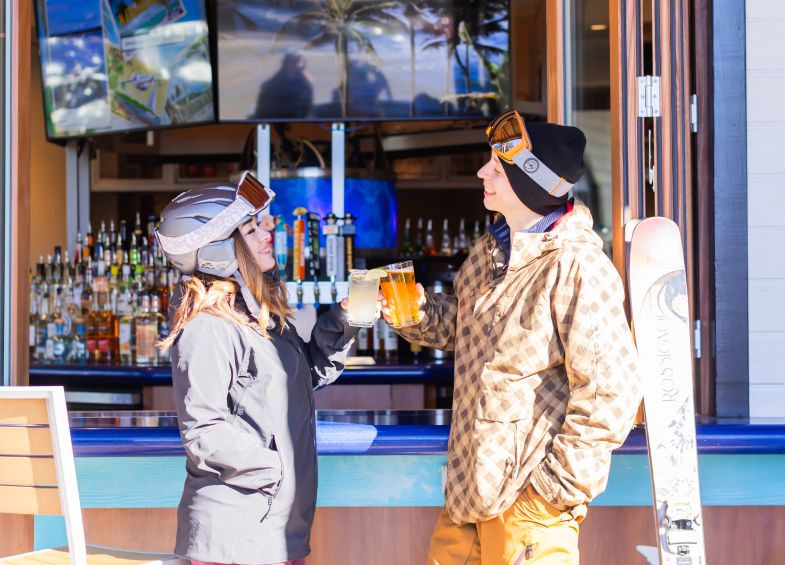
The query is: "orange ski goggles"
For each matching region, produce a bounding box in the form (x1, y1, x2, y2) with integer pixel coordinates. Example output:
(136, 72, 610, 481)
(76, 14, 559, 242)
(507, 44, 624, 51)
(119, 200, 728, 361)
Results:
(485, 109, 533, 164)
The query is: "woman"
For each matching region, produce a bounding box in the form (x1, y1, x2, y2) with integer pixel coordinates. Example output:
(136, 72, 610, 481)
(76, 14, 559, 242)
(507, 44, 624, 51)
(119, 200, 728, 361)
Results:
(155, 172, 360, 565)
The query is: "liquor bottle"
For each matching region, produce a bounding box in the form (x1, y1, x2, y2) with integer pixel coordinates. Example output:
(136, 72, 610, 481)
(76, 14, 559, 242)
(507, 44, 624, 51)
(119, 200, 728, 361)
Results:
(372, 317, 386, 361)
(81, 264, 94, 316)
(86, 293, 100, 363)
(424, 219, 437, 256)
(43, 290, 57, 362)
(29, 280, 38, 360)
(152, 295, 169, 365)
(34, 255, 45, 294)
(84, 222, 94, 261)
(118, 219, 128, 257)
(383, 322, 399, 361)
(147, 215, 157, 250)
(135, 295, 157, 366)
(117, 263, 135, 365)
(472, 220, 482, 245)
(74, 233, 84, 266)
(96, 300, 118, 364)
(156, 252, 170, 315)
(51, 321, 69, 363)
(134, 212, 144, 240)
(109, 220, 116, 258)
(356, 325, 372, 356)
(440, 218, 452, 256)
(97, 221, 107, 262)
(129, 232, 140, 269)
(414, 217, 424, 257)
(36, 293, 50, 361)
(401, 218, 413, 259)
(118, 305, 135, 365)
(456, 218, 469, 253)
(68, 321, 88, 363)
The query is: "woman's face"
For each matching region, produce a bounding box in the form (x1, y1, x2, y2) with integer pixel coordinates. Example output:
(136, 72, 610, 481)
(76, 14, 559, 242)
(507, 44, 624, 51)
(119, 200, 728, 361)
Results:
(239, 215, 276, 273)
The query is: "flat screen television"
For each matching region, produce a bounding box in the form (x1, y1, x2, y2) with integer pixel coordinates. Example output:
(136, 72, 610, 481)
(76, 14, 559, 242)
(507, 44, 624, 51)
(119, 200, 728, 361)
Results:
(35, 0, 216, 140)
(217, 0, 510, 122)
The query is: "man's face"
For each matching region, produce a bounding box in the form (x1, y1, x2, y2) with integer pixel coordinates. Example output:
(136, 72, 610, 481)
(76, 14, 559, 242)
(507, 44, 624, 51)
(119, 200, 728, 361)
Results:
(476, 152, 526, 216)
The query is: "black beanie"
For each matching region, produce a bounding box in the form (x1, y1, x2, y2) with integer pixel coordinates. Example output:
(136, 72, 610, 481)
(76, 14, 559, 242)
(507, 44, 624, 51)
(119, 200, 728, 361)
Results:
(499, 121, 587, 216)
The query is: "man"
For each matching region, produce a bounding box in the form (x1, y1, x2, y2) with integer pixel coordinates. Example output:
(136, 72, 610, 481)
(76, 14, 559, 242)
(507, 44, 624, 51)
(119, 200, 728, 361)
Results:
(386, 111, 643, 564)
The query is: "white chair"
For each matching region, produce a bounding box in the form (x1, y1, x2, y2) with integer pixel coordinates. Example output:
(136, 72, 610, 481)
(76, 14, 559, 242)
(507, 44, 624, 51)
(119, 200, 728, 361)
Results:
(0, 386, 188, 564)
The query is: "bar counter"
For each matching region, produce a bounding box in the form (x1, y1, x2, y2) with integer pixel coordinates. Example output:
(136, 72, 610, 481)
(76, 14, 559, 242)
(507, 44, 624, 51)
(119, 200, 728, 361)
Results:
(9, 410, 785, 565)
(29, 361, 456, 386)
(28, 362, 455, 412)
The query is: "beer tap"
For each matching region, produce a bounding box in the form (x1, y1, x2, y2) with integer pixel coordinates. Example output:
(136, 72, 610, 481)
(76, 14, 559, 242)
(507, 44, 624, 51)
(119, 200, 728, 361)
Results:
(341, 212, 357, 274)
(292, 207, 307, 308)
(307, 212, 322, 307)
(274, 215, 288, 281)
(323, 212, 339, 303)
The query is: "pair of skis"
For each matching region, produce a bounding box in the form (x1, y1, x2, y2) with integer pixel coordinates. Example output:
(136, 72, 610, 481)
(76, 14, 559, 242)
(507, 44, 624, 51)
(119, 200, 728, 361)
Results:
(626, 217, 707, 565)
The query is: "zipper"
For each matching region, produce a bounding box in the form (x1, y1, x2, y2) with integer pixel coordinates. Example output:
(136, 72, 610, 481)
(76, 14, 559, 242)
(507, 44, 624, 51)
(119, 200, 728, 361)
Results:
(513, 544, 536, 564)
(510, 421, 521, 479)
(260, 434, 284, 524)
(228, 370, 255, 421)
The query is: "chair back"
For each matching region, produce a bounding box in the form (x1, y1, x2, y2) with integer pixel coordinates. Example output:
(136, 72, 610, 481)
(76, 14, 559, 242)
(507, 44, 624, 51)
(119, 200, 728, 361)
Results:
(0, 386, 87, 563)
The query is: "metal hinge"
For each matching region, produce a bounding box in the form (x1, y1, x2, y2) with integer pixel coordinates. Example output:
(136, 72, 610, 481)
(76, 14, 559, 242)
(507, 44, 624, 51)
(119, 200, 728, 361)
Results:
(637, 76, 661, 117)
(693, 320, 702, 359)
(690, 94, 698, 133)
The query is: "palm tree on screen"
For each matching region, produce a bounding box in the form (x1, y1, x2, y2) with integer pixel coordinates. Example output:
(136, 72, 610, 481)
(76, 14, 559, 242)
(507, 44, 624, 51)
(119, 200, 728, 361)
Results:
(276, 0, 402, 117)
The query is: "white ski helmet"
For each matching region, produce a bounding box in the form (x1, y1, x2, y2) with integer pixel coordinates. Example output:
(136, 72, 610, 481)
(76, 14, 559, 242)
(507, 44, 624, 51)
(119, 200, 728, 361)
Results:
(155, 171, 275, 315)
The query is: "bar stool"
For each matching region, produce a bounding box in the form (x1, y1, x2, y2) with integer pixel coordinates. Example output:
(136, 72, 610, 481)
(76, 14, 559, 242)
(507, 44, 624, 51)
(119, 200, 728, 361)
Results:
(0, 386, 187, 564)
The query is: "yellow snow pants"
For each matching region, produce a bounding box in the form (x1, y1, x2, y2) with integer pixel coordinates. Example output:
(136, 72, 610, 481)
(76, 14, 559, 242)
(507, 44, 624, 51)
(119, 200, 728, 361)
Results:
(426, 484, 586, 565)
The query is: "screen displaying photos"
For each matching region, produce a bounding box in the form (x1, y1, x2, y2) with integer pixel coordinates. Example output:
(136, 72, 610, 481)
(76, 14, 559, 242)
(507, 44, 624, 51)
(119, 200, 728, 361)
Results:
(36, 0, 215, 139)
(217, 0, 510, 122)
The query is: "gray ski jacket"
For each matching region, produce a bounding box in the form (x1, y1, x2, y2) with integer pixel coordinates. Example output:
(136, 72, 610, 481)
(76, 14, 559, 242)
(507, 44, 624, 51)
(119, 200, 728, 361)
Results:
(171, 304, 356, 564)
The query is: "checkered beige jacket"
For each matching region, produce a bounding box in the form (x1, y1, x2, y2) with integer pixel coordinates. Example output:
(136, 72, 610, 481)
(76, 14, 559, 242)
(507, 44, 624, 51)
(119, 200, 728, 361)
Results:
(397, 201, 642, 524)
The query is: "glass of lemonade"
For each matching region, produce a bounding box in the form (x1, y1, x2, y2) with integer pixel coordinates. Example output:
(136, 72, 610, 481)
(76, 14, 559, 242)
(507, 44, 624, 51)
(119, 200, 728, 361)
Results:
(347, 269, 385, 327)
(380, 260, 421, 328)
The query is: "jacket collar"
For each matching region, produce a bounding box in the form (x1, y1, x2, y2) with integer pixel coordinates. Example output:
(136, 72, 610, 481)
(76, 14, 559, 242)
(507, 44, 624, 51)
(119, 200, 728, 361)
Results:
(488, 199, 602, 273)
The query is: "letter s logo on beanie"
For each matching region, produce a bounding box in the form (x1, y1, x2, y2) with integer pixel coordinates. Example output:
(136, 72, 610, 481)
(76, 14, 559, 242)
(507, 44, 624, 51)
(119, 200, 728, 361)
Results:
(523, 158, 540, 173)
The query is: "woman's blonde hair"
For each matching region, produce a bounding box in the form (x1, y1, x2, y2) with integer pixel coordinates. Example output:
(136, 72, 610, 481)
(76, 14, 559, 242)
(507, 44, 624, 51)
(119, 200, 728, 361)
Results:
(158, 226, 290, 353)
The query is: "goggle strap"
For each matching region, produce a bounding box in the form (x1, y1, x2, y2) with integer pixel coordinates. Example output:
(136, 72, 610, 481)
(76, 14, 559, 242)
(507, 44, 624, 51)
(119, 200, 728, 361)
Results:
(511, 148, 574, 198)
(156, 198, 252, 256)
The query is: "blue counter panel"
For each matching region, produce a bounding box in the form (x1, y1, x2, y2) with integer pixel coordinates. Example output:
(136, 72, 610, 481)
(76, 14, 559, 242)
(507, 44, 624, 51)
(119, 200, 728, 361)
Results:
(65, 453, 785, 510)
(32, 452, 785, 550)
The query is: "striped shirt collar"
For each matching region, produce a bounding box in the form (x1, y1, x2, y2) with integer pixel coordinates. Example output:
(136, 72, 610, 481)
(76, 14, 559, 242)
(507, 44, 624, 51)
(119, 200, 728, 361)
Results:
(487, 204, 568, 254)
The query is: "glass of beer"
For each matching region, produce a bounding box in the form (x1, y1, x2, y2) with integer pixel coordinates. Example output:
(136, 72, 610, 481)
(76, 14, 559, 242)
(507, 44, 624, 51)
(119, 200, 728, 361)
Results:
(380, 260, 421, 328)
(347, 269, 385, 327)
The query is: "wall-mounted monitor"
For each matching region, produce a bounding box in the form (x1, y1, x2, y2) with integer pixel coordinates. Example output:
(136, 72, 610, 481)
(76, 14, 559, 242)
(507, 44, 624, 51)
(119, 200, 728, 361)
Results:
(217, 0, 510, 122)
(35, 0, 216, 140)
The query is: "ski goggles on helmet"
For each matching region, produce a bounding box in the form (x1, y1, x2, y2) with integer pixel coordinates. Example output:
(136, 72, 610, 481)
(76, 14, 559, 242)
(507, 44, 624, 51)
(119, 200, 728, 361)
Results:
(156, 171, 276, 256)
(236, 170, 276, 217)
(485, 110, 574, 198)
